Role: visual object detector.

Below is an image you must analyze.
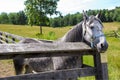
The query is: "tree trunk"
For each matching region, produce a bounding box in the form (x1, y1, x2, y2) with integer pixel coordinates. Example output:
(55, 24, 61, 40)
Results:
(40, 25, 42, 34)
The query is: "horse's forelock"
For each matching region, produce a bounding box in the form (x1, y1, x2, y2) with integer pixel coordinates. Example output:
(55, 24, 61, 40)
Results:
(88, 16, 103, 27)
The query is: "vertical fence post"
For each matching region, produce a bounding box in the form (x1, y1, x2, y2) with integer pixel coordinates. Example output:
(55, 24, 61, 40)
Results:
(100, 53, 108, 80)
(93, 52, 108, 80)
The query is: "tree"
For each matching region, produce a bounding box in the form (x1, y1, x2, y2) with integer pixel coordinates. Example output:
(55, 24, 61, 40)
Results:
(17, 11, 27, 25)
(105, 10, 109, 22)
(113, 7, 120, 22)
(76, 12, 82, 23)
(24, 0, 60, 34)
(109, 10, 114, 22)
(0, 12, 9, 24)
(63, 14, 70, 26)
(8, 11, 27, 25)
(8, 13, 17, 24)
(100, 9, 106, 22)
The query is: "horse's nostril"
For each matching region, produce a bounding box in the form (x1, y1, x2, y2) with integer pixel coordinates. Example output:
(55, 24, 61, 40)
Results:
(101, 43, 104, 48)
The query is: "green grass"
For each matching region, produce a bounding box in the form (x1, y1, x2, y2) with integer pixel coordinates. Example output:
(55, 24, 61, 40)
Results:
(107, 37, 120, 80)
(0, 22, 120, 79)
(0, 24, 71, 39)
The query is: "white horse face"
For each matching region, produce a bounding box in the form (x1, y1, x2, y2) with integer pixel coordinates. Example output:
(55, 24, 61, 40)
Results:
(82, 12, 108, 52)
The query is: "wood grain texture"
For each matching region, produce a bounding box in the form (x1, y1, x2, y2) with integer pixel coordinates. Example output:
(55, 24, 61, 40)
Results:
(0, 42, 95, 60)
(0, 31, 24, 43)
(0, 67, 96, 80)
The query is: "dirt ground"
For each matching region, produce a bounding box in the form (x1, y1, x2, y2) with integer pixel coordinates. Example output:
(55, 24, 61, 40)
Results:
(0, 60, 15, 78)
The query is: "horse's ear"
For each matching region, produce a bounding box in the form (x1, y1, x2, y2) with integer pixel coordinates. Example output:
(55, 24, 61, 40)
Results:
(96, 11, 101, 18)
(83, 10, 88, 21)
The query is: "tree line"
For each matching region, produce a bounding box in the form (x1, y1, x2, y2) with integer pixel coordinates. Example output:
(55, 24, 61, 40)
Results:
(0, 11, 27, 25)
(50, 7, 120, 27)
(0, 7, 120, 27)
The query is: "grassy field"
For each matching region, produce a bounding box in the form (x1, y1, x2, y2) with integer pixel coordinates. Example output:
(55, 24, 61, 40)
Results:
(0, 24, 71, 39)
(0, 22, 120, 80)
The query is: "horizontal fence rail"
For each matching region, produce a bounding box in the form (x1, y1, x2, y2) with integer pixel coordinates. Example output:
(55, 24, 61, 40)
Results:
(0, 66, 96, 80)
(0, 42, 95, 60)
(0, 31, 25, 44)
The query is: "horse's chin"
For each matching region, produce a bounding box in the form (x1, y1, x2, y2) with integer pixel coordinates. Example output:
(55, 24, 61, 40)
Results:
(95, 43, 108, 53)
(96, 47, 106, 53)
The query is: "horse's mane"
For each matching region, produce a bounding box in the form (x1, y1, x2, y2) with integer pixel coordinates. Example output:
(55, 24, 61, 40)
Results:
(60, 21, 83, 42)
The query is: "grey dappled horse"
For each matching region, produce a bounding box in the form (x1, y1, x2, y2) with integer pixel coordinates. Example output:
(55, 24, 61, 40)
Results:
(13, 12, 108, 79)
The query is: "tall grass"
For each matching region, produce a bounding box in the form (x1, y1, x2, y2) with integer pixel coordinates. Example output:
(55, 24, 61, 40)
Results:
(0, 24, 71, 39)
(36, 31, 57, 40)
(104, 22, 120, 79)
(107, 37, 120, 80)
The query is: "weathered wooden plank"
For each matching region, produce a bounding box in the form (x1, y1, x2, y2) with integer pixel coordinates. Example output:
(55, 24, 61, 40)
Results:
(94, 52, 102, 80)
(0, 67, 96, 80)
(0, 51, 95, 60)
(4, 32, 24, 40)
(0, 35, 4, 40)
(0, 42, 95, 60)
(0, 35, 15, 43)
(39, 39, 53, 43)
(5, 38, 15, 43)
(0, 42, 92, 53)
(0, 31, 24, 41)
(100, 53, 109, 80)
(0, 40, 6, 44)
(93, 52, 108, 80)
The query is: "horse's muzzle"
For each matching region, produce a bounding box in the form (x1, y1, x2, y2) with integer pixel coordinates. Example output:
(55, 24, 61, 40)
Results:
(97, 41, 108, 53)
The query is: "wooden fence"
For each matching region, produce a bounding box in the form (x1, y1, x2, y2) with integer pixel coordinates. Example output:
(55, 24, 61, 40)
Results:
(0, 31, 108, 80)
(0, 31, 24, 43)
(105, 30, 120, 38)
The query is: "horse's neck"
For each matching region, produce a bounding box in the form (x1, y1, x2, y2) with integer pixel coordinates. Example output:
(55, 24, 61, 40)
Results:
(60, 22, 83, 42)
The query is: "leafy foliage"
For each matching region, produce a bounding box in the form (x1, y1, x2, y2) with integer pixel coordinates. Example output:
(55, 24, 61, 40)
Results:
(0, 11, 27, 25)
(24, 0, 60, 34)
(0, 6, 120, 28)
(16, 11, 27, 25)
(50, 7, 120, 27)
(0, 12, 9, 24)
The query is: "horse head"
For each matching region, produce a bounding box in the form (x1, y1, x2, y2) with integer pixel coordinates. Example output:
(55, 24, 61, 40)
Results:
(82, 11, 108, 53)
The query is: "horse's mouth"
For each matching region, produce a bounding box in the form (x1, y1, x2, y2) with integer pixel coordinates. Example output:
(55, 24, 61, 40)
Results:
(96, 46, 108, 53)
